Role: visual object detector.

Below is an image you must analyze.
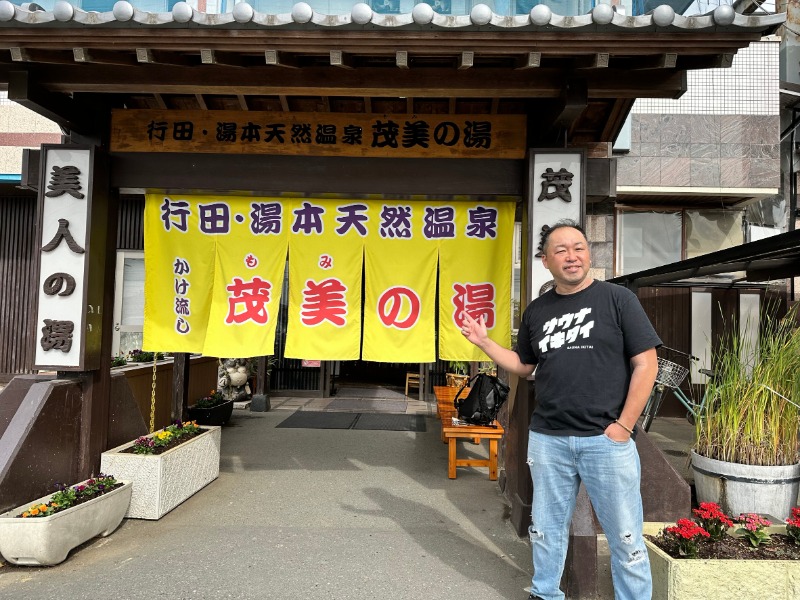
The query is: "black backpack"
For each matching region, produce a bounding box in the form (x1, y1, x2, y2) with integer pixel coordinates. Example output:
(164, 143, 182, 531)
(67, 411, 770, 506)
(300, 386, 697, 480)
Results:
(453, 373, 510, 426)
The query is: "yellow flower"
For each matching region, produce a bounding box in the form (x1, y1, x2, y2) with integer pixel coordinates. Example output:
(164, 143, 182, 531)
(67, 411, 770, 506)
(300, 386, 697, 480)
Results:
(157, 431, 172, 441)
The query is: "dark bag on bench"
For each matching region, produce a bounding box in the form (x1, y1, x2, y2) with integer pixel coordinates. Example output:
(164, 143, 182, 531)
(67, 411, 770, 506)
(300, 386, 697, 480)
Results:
(453, 373, 510, 426)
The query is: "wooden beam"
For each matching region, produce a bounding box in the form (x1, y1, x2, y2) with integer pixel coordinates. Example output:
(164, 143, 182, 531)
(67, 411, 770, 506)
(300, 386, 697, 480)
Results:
(172, 353, 190, 423)
(515, 51, 541, 70)
(195, 93, 208, 110)
(320, 96, 331, 111)
(406, 97, 414, 113)
(490, 97, 499, 114)
(237, 94, 249, 111)
(458, 51, 474, 70)
(448, 97, 456, 113)
(330, 50, 354, 69)
(200, 49, 246, 67)
(136, 49, 194, 67)
(396, 51, 409, 69)
(363, 97, 371, 113)
(630, 53, 678, 70)
(153, 93, 167, 109)
(0, 65, 690, 99)
(679, 53, 735, 69)
(279, 95, 290, 111)
(72, 48, 138, 67)
(7, 70, 94, 134)
(574, 53, 610, 69)
(558, 78, 589, 129)
(0, 26, 759, 56)
(264, 49, 299, 68)
(10, 48, 74, 65)
(600, 97, 635, 141)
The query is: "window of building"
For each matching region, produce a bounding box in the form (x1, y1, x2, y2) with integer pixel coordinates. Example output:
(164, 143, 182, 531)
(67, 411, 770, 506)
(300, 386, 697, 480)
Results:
(616, 210, 681, 275)
(113, 251, 145, 357)
(615, 209, 744, 276)
(685, 210, 743, 259)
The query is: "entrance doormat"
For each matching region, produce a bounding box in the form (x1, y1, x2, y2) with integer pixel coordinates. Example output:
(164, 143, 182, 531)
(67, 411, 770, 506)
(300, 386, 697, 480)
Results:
(326, 398, 408, 413)
(276, 411, 426, 432)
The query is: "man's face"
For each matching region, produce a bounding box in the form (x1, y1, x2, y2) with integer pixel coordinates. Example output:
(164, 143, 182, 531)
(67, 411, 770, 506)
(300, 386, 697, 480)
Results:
(541, 227, 591, 290)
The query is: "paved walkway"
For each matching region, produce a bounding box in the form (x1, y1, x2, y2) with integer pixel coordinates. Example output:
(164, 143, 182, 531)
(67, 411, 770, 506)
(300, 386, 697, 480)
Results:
(0, 397, 696, 600)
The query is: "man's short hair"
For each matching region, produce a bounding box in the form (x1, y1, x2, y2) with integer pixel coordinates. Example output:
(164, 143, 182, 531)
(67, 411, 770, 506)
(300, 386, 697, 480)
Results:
(542, 219, 587, 253)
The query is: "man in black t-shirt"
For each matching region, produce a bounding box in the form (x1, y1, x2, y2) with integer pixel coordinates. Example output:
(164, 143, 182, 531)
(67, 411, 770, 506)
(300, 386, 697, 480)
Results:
(461, 220, 660, 600)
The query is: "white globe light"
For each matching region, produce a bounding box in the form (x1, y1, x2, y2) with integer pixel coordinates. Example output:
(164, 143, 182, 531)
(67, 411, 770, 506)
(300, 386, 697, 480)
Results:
(232, 1, 253, 22)
(529, 4, 551, 25)
(351, 2, 372, 24)
(53, 0, 73, 21)
(412, 2, 433, 23)
(0, 0, 15, 21)
(470, 3, 492, 25)
(112, 0, 134, 21)
(291, 2, 313, 23)
(652, 4, 675, 27)
(171, 1, 193, 22)
(713, 4, 735, 26)
(591, 3, 613, 24)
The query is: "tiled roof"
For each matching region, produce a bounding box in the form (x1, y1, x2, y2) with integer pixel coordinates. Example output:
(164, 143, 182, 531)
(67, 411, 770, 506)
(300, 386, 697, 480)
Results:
(0, 0, 785, 31)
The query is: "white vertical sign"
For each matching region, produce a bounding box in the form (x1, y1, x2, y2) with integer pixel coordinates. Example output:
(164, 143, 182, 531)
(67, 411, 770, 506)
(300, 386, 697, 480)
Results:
(530, 152, 584, 299)
(34, 147, 92, 369)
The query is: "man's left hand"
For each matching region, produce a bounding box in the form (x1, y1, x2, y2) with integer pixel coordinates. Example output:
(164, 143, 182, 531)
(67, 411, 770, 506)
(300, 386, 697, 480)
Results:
(604, 422, 631, 442)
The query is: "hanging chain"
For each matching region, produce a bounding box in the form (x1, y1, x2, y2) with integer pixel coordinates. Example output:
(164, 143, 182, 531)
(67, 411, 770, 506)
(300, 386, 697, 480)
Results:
(149, 355, 158, 433)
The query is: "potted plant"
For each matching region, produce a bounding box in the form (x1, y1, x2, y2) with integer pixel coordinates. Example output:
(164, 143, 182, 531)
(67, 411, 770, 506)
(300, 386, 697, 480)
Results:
(644, 503, 800, 599)
(691, 306, 800, 520)
(188, 389, 234, 426)
(445, 360, 469, 387)
(126, 348, 165, 363)
(0, 474, 132, 566)
(111, 354, 127, 368)
(100, 421, 220, 520)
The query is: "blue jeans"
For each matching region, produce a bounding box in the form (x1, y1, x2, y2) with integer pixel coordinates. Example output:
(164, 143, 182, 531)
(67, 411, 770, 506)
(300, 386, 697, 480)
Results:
(527, 431, 652, 600)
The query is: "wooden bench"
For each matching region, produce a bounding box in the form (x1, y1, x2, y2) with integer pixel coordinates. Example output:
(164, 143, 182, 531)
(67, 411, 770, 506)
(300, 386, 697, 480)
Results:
(441, 422, 504, 480)
(433, 385, 504, 479)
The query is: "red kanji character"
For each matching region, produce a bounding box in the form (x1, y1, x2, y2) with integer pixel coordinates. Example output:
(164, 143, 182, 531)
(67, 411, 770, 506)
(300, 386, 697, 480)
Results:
(225, 277, 271, 324)
(452, 282, 495, 328)
(301, 278, 348, 327)
(377, 286, 420, 329)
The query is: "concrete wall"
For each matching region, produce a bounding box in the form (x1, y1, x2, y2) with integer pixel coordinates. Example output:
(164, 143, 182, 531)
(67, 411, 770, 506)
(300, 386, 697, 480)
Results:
(0, 96, 61, 176)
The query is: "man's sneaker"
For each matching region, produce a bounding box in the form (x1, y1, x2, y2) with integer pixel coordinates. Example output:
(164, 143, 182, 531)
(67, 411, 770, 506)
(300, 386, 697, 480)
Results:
(528, 596, 544, 600)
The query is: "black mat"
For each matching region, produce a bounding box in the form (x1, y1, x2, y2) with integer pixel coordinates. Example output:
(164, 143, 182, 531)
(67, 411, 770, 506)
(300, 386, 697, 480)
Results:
(327, 398, 408, 412)
(277, 411, 358, 430)
(276, 411, 426, 432)
(352, 413, 426, 432)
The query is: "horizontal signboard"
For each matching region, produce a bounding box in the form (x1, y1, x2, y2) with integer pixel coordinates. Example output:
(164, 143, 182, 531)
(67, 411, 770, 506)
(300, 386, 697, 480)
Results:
(110, 110, 526, 159)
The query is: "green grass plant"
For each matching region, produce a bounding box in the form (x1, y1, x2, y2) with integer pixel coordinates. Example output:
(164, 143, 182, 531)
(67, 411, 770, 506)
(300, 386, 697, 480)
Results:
(695, 305, 800, 467)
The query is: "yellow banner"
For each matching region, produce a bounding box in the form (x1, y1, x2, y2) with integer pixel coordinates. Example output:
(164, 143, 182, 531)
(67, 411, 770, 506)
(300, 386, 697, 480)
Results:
(362, 200, 439, 362)
(144, 195, 514, 364)
(143, 194, 288, 357)
(438, 201, 515, 361)
(284, 199, 364, 360)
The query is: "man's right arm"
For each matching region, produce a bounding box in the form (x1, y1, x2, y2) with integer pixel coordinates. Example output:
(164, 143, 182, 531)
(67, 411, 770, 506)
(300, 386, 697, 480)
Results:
(461, 313, 535, 377)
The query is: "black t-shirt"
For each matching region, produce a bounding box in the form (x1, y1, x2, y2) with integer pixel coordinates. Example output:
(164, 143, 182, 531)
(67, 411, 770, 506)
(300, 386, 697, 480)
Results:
(516, 280, 662, 436)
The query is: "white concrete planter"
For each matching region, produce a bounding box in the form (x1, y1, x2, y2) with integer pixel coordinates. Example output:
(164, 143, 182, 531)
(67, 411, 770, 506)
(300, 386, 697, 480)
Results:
(0, 479, 132, 566)
(100, 426, 220, 520)
(645, 536, 800, 600)
(690, 450, 800, 521)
